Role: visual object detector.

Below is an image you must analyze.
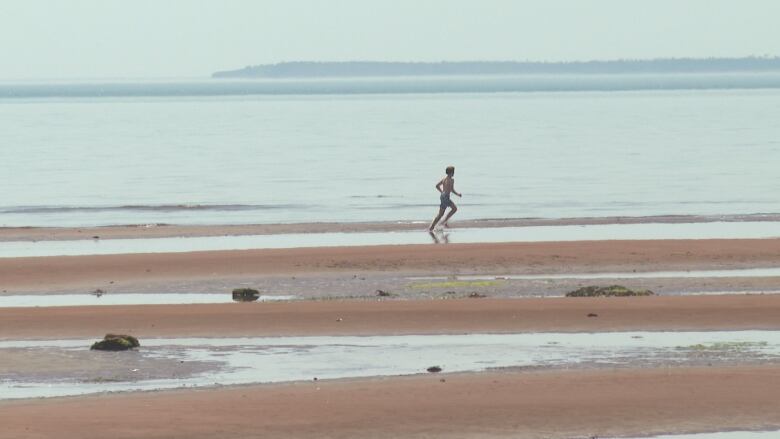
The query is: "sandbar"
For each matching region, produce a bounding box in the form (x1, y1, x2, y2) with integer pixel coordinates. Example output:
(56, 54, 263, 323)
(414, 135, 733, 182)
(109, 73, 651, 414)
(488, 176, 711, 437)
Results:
(2, 238, 779, 294)
(2, 295, 780, 340)
(1, 366, 778, 439)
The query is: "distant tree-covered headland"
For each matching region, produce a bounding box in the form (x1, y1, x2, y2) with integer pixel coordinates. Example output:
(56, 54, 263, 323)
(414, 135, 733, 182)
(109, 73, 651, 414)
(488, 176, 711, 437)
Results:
(212, 57, 780, 78)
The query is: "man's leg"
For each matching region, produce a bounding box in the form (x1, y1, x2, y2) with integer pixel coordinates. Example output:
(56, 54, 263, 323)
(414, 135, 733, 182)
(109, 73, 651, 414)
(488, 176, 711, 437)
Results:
(429, 207, 446, 231)
(441, 203, 458, 227)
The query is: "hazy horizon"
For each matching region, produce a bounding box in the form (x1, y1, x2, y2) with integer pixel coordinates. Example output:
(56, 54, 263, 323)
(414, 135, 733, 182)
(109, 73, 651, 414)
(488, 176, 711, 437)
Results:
(2, 0, 780, 80)
(5, 57, 780, 83)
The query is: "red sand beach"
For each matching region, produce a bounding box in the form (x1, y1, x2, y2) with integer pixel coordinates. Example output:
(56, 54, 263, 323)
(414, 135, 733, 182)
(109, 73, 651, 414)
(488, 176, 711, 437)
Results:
(2, 238, 779, 293)
(1, 236, 780, 438)
(2, 366, 778, 439)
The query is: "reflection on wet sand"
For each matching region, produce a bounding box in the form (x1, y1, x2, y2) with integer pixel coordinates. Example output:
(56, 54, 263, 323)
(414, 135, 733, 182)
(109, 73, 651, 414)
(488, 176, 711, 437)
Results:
(428, 230, 450, 244)
(1, 221, 778, 258)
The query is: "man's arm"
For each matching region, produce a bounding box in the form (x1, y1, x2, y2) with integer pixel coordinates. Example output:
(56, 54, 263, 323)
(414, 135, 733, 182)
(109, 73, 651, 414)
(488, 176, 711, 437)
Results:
(435, 179, 444, 193)
(452, 181, 462, 197)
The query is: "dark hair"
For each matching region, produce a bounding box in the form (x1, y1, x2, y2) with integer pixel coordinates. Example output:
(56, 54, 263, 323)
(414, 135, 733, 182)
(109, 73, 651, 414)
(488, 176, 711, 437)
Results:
(445, 166, 455, 176)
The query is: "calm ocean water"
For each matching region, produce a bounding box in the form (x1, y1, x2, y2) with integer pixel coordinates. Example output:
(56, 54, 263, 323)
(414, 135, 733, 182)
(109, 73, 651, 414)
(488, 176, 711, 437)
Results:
(1, 75, 779, 227)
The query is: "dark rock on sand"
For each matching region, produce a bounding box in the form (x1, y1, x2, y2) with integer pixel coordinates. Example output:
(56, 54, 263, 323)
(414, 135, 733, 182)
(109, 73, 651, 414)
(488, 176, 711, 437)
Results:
(232, 288, 260, 302)
(566, 285, 654, 297)
(427, 366, 442, 373)
(90, 334, 140, 351)
(376, 289, 393, 297)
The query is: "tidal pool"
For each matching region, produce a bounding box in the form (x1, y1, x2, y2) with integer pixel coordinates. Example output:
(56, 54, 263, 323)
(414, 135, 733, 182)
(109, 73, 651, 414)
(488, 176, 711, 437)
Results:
(626, 431, 780, 439)
(1, 330, 779, 400)
(0, 293, 297, 308)
(412, 267, 780, 281)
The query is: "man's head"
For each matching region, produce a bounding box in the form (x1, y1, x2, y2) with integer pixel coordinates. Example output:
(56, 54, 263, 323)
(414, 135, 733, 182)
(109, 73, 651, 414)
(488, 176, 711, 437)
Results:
(445, 166, 455, 176)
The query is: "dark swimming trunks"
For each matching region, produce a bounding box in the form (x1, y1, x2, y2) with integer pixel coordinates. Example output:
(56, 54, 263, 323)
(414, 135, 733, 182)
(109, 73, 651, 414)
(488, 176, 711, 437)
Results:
(440, 192, 454, 209)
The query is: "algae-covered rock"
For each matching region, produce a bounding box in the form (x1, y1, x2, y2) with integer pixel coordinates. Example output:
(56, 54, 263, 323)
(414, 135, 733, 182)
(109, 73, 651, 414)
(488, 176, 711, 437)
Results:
(565, 285, 654, 297)
(232, 288, 260, 302)
(90, 334, 140, 351)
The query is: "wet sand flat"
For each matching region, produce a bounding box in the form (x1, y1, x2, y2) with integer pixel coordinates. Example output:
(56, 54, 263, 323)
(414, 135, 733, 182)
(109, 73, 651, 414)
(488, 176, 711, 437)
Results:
(2, 238, 779, 293)
(2, 214, 779, 241)
(3, 237, 780, 438)
(3, 295, 780, 340)
(1, 366, 778, 439)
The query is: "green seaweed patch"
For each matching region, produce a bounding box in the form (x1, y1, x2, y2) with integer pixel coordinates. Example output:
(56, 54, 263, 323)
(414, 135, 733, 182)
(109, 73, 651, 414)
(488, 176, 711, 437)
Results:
(435, 291, 490, 299)
(90, 334, 140, 351)
(678, 341, 769, 351)
(83, 376, 124, 383)
(375, 289, 396, 297)
(565, 285, 654, 297)
(409, 280, 504, 290)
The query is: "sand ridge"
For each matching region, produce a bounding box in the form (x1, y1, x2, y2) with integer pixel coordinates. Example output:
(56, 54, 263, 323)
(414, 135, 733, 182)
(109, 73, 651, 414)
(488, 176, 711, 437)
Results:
(3, 295, 780, 340)
(2, 238, 779, 293)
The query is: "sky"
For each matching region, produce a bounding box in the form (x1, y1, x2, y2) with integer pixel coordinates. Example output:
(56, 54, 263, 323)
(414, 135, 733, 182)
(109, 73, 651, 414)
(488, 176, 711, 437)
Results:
(1, 0, 779, 79)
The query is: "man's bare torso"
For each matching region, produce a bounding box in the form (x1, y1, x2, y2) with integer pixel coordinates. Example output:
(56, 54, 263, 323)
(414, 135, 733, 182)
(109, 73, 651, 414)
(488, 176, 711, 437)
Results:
(440, 176, 454, 195)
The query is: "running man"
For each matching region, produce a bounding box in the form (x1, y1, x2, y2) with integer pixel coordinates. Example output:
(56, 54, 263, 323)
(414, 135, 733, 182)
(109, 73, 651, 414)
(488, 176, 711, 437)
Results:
(429, 165, 462, 231)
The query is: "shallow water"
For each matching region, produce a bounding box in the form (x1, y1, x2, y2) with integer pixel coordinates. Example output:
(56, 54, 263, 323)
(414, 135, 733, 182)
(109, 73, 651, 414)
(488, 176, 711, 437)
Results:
(2, 330, 778, 400)
(414, 267, 780, 281)
(0, 293, 297, 308)
(2, 87, 780, 227)
(626, 431, 780, 439)
(1, 221, 778, 258)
